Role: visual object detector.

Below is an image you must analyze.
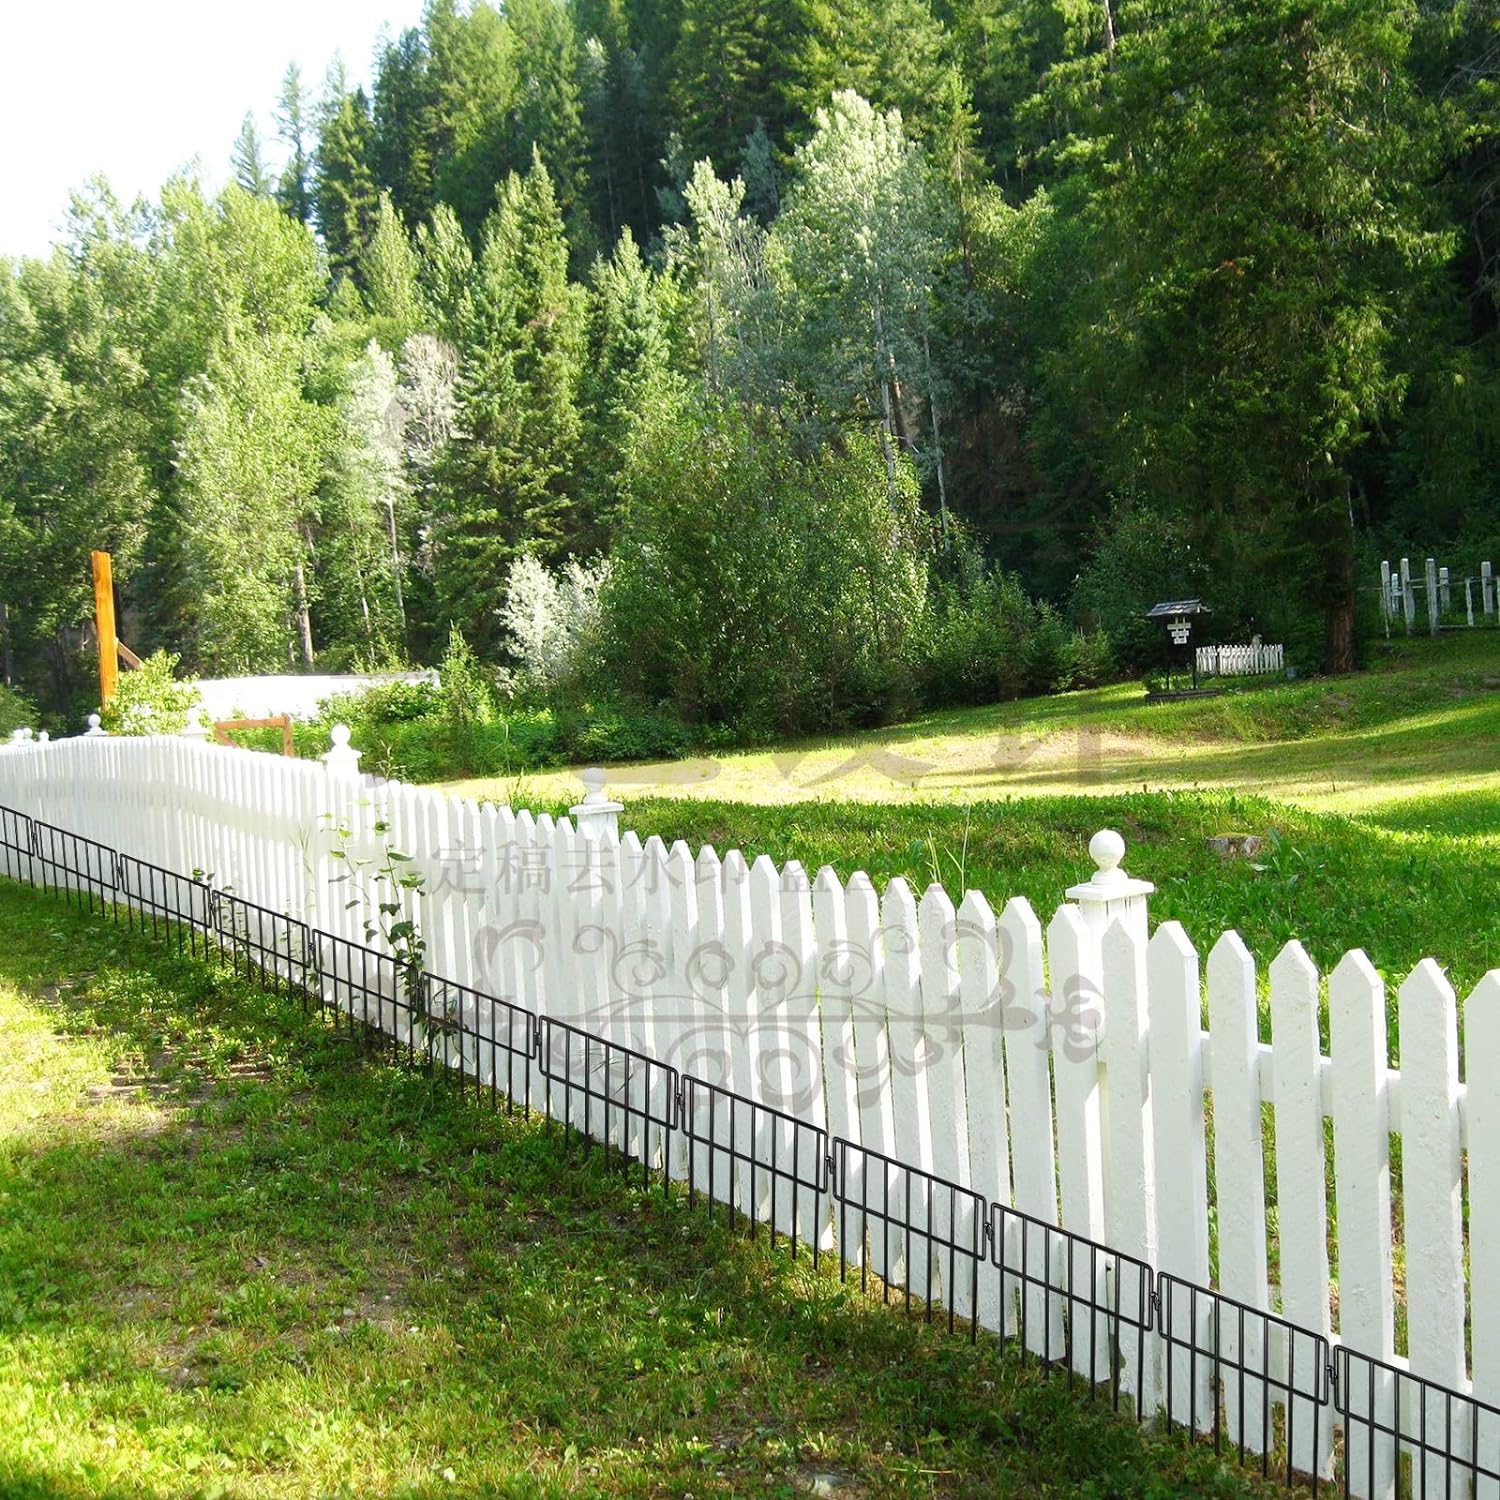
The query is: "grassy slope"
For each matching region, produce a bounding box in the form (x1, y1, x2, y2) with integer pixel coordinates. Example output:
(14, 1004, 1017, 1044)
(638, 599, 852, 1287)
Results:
(0, 881, 1270, 1500)
(443, 634, 1500, 996)
(449, 633, 1500, 818)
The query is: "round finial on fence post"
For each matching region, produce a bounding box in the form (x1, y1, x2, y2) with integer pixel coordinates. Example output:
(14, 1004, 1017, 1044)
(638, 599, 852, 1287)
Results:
(1066, 828, 1155, 946)
(569, 766, 623, 841)
(35, 730, 48, 744)
(83, 713, 106, 737)
(322, 723, 363, 780)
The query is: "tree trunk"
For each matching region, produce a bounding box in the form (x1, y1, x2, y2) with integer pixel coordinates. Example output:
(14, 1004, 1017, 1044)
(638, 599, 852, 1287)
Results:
(0, 601, 12, 688)
(1325, 505, 1358, 673)
(293, 560, 315, 668)
(385, 497, 407, 634)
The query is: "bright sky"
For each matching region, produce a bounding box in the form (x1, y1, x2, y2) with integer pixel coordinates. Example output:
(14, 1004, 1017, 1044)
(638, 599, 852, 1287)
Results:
(1, 0, 429, 259)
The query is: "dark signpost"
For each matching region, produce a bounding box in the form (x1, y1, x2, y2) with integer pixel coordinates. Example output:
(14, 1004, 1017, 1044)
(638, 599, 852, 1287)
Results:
(1146, 599, 1211, 695)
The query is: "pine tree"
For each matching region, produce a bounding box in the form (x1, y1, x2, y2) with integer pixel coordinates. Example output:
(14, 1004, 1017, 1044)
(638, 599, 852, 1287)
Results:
(431, 154, 586, 651)
(274, 64, 314, 224)
(362, 193, 429, 348)
(373, 27, 438, 228)
(314, 75, 380, 284)
(231, 113, 272, 197)
(413, 202, 474, 340)
(579, 227, 682, 542)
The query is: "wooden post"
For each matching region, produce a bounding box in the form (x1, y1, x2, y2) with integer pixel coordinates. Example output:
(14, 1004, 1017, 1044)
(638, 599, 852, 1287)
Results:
(91, 550, 118, 707)
(1426, 557, 1440, 636)
(1484, 561, 1494, 621)
(1400, 557, 1415, 634)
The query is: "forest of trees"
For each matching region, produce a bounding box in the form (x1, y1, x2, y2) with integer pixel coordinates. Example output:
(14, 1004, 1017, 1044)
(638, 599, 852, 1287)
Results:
(2, 0, 1498, 737)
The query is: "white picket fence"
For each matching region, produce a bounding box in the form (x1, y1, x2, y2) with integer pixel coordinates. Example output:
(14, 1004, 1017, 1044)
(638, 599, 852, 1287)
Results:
(0, 727, 1496, 1496)
(1196, 642, 1285, 677)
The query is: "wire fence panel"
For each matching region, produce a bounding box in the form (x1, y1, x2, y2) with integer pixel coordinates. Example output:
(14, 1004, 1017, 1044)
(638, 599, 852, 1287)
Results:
(115, 852, 212, 958)
(0, 805, 33, 884)
(539, 1017, 678, 1189)
(1334, 1346, 1500, 1500)
(833, 1137, 986, 1337)
(1159, 1274, 1331, 1489)
(681, 1073, 828, 1258)
(423, 972, 537, 1116)
(31, 820, 115, 913)
(992, 1201, 1156, 1412)
(213, 892, 312, 997)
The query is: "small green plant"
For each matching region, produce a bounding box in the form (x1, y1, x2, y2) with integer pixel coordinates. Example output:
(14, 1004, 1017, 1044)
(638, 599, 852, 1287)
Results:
(439, 625, 493, 776)
(325, 806, 446, 1040)
(99, 650, 202, 735)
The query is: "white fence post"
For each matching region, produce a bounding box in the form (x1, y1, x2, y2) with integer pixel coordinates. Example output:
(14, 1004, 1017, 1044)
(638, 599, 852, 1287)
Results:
(569, 767, 622, 842)
(1484, 561, 1495, 620)
(1401, 558, 1415, 633)
(1426, 557, 1440, 635)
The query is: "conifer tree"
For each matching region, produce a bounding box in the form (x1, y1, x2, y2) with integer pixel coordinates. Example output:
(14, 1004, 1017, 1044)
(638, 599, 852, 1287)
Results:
(431, 154, 586, 651)
(231, 113, 272, 197)
(362, 193, 429, 348)
(274, 64, 314, 224)
(314, 76, 379, 284)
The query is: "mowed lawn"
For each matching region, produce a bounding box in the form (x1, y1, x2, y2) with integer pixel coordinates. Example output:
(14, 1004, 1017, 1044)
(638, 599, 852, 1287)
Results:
(446, 633, 1500, 996)
(448, 633, 1500, 820)
(0, 880, 1275, 1500)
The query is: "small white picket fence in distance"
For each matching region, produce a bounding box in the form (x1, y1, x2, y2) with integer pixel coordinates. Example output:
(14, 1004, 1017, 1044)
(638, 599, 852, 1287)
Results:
(0, 725, 1496, 1498)
(1196, 642, 1285, 677)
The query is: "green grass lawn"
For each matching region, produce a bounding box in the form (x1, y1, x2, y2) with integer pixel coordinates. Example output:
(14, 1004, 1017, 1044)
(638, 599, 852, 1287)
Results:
(0, 880, 1274, 1500)
(443, 634, 1500, 1000)
(449, 632, 1500, 821)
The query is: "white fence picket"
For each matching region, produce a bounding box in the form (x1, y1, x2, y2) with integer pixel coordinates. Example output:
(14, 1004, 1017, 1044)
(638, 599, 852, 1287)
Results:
(1100, 919, 1159, 1415)
(1206, 931, 1271, 1455)
(882, 877, 933, 1297)
(1147, 922, 1211, 1431)
(815, 866, 864, 1269)
(845, 869, 895, 1279)
(956, 889, 1010, 1335)
(1329, 951, 1395, 1500)
(918, 883, 973, 1317)
(1398, 960, 1467, 1499)
(1467, 973, 1500, 1500)
(1268, 941, 1334, 1481)
(1044, 900, 1105, 1375)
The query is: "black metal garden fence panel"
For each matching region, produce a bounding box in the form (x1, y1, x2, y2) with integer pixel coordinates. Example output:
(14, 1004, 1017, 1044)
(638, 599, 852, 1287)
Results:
(991, 1200, 1156, 1410)
(30, 819, 115, 915)
(113, 851, 213, 959)
(832, 1136, 987, 1337)
(1333, 1344, 1500, 1500)
(423, 971, 538, 1117)
(2, 798, 1498, 1497)
(538, 1016, 679, 1191)
(1158, 1273, 1331, 1490)
(0, 805, 32, 884)
(681, 1072, 829, 1261)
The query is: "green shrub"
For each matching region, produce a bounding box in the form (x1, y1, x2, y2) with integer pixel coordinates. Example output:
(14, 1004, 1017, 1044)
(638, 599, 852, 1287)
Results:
(0, 684, 36, 738)
(99, 651, 202, 736)
(595, 400, 929, 738)
(438, 626, 493, 776)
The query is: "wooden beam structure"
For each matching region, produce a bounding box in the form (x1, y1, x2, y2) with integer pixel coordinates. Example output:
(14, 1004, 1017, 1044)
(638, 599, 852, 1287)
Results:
(90, 550, 118, 707)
